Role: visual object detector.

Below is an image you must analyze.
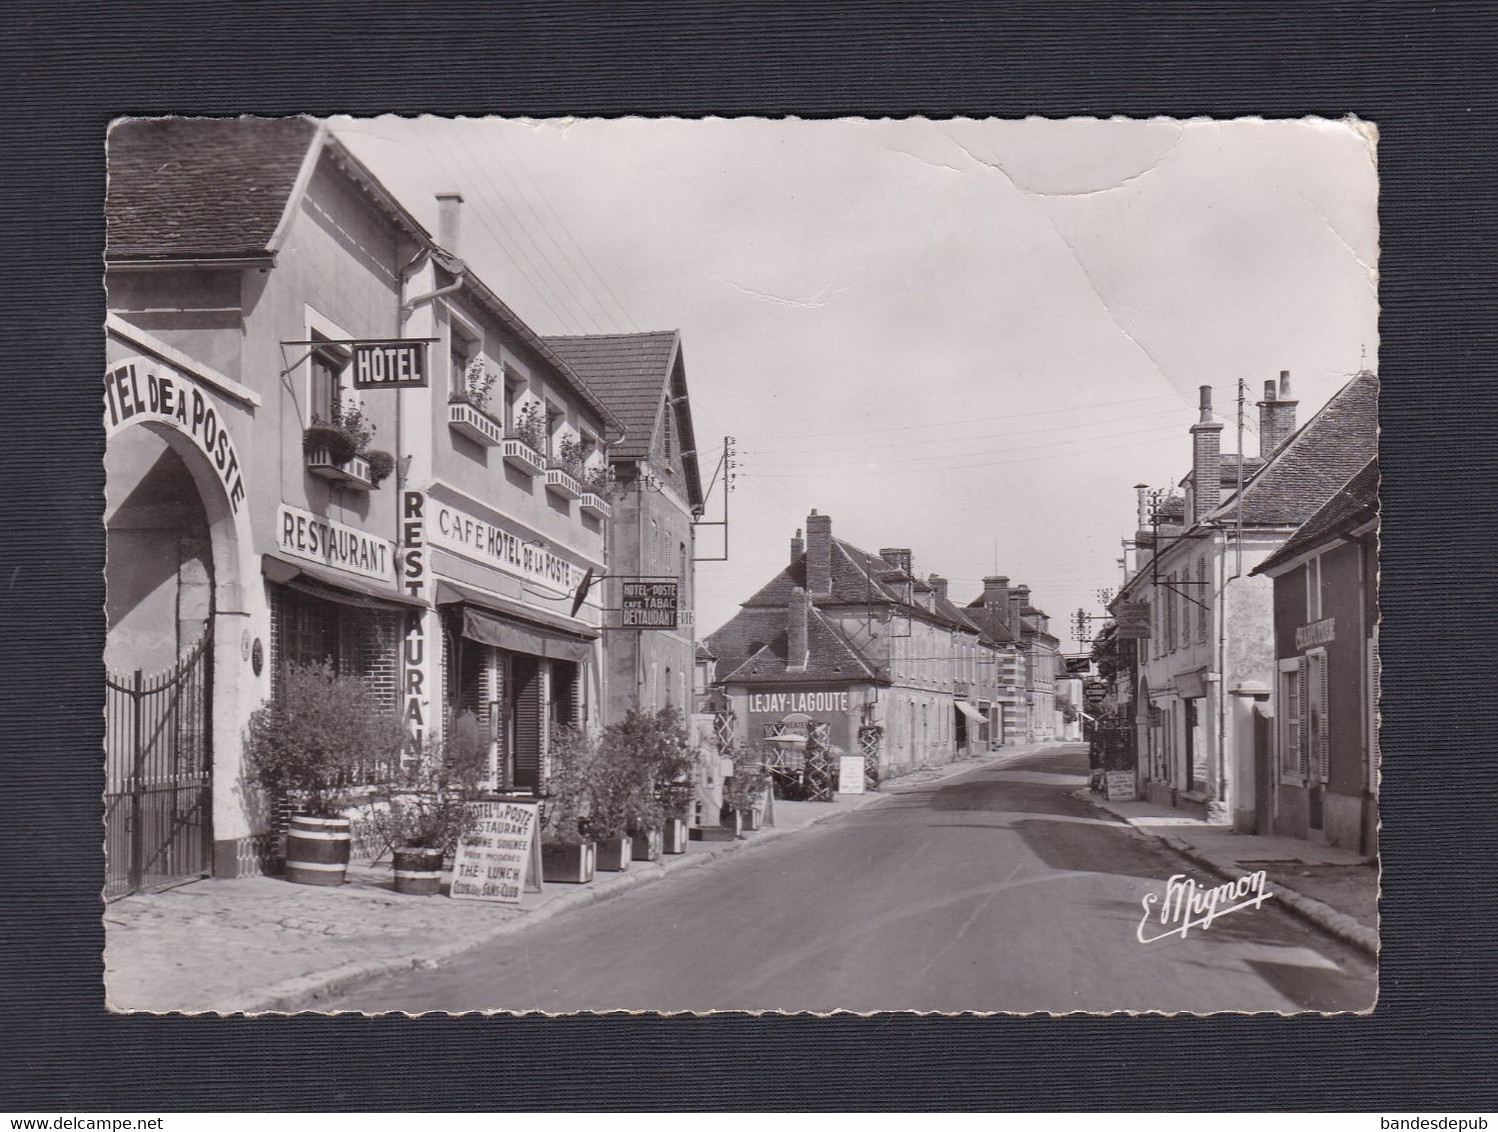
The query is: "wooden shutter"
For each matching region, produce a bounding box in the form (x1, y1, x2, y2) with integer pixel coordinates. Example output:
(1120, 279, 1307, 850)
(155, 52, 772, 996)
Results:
(1296, 660, 1311, 777)
(511, 654, 542, 792)
(1196, 556, 1209, 644)
(1310, 650, 1330, 780)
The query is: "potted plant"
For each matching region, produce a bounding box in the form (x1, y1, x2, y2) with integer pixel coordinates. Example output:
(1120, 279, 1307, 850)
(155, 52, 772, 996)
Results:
(511, 400, 547, 456)
(723, 755, 774, 834)
(454, 359, 499, 414)
(366, 449, 396, 488)
(244, 660, 404, 886)
(556, 434, 586, 480)
(304, 398, 375, 464)
(584, 463, 611, 493)
(581, 744, 636, 873)
(540, 725, 596, 883)
(363, 731, 485, 895)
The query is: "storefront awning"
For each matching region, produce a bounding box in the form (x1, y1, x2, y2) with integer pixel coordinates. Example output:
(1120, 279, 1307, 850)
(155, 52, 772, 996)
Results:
(262, 555, 425, 612)
(435, 578, 597, 663)
(955, 700, 987, 722)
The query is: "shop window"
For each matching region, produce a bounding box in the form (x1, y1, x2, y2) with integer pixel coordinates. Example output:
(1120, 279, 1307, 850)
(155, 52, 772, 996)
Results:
(270, 585, 401, 714)
(1279, 657, 1306, 778)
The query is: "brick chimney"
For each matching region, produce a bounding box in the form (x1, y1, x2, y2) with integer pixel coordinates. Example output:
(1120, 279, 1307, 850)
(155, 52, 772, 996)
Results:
(879, 548, 913, 576)
(436, 192, 463, 255)
(790, 527, 804, 563)
(983, 576, 1011, 626)
(1190, 384, 1225, 523)
(1257, 369, 1298, 457)
(929, 574, 948, 604)
(805, 510, 832, 596)
(1010, 585, 1029, 632)
(787, 586, 809, 671)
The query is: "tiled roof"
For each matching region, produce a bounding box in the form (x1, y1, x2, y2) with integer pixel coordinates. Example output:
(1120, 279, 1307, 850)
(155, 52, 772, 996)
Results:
(714, 607, 878, 684)
(107, 116, 319, 260)
(1252, 457, 1379, 575)
(1212, 370, 1379, 527)
(963, 597, 1019, 646)
(544, 332, 679, 460)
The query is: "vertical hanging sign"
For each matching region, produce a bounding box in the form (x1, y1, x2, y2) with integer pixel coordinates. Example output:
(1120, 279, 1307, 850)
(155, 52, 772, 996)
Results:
(401, 489, 432, 748)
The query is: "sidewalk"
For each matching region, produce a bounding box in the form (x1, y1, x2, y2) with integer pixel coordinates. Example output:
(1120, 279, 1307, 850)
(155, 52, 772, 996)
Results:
(1080, 790, 1379, 957)
(106, 743, 1051, 1014)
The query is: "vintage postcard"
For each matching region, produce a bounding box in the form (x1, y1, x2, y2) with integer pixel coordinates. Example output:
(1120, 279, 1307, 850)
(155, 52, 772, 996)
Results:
(101, 115, 1378, 1014)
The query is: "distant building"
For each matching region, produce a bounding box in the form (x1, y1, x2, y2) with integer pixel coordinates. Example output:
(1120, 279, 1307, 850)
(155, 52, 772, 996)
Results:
(1250, 458, 1379, 853)
(704, 510, 1006, 780)
(544, 331, 705, 721)
(1110, 369, 1378, 823)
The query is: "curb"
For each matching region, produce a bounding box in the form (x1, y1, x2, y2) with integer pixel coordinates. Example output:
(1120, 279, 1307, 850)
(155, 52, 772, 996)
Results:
(251, 746, 1053, 1012)
(1075, 789, 1379, 958)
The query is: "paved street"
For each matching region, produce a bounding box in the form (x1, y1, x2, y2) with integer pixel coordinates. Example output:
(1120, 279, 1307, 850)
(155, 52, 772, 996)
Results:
(324, 745, 1376, 1014)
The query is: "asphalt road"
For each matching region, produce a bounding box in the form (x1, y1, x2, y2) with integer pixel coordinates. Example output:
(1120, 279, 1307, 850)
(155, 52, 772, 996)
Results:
(327, 745, 1377, 1014)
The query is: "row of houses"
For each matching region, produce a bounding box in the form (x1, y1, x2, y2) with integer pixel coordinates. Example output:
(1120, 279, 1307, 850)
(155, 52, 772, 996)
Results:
(103, 117, 704, 896)
(696, 510, 1063, 779)
(1096, 368, 1379, 854)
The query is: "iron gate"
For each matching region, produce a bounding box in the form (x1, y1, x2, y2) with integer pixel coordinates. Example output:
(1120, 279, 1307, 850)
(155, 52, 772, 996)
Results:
(105, 630, 213, 900)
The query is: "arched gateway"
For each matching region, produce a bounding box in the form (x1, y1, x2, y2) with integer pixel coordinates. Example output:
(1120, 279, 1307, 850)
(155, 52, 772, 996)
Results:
(103, 355, 256, 897)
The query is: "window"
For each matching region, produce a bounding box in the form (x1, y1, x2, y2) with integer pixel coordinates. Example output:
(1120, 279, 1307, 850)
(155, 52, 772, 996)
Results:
(663, 403, 673, 460)
(449, 325, 478, 400)
(1306, 554, 1323, 621)
(1279, 657, 1306, 777)
(309, 337, 351, 424)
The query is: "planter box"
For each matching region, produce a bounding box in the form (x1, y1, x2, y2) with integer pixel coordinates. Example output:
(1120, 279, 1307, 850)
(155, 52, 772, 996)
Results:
(595, 837, 632, 872)
(662, 818, 689, 855)
(448, 401, 503, 446)
(305, 447, 373, 490)
(689, 824, 738, 843)
(501, 438, 546, 476)
(630, 827, 663, 862)
(541, 841, 596, 884)
(392, 846, 445, 896)
(743, 808, 763, 833)
(545, 467, 583, 500)
(579, 492, 611, 519)
(285, 814, 351, 886)
(717, 807, 744, 838)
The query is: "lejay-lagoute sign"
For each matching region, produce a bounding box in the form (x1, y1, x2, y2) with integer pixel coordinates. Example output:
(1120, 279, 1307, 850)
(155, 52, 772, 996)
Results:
(351, 339, 428, 389)
(621, 580, 678, 628)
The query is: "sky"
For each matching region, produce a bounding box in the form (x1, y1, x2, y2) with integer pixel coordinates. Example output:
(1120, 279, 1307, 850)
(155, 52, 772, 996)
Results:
(333, 116, 1379, 649)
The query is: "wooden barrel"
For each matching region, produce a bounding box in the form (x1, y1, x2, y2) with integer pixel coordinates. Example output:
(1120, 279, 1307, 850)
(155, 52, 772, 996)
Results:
(392, 847, 445, 895)
(285, 814, 351, 886)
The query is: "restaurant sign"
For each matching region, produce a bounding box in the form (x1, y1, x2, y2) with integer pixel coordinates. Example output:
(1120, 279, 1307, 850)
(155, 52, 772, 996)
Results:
(351, 339, 429, 390)
(1295, 617, 1336, 651)
(427, 499, 581, 596)
(621, 580, 678, 629)
(1114, 601, 1152, 640)
(277, 504, 395, 582)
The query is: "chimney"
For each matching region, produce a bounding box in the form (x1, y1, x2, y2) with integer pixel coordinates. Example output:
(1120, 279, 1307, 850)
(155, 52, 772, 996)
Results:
(790, 527, 805, 563)
(879, 548, 913, 576)
(1011, 585, 1031, 631)
(787, 586, 809, 671)
(1135, 484, 1151, 530)
(805, 510, 832, 596)
(983, 576, 1011, 624)
(929, 574, 948, 604)
(1257, 369, 1298, 457)
(1190, 384, 1225, 523)
(436, 191, 463, 255)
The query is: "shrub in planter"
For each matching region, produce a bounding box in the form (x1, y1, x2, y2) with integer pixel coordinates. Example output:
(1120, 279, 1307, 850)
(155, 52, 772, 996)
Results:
(361, 731, 485, 895)
(597, 706, 699, 859)
(723, 755, 774, 835)
(244, 661, 405, 885)
(303, 421, 358, 465)
(540, 725, 596, 883)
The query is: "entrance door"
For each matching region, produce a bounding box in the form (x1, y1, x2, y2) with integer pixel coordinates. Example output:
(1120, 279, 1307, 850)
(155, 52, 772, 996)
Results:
(105, 629, 214, 899)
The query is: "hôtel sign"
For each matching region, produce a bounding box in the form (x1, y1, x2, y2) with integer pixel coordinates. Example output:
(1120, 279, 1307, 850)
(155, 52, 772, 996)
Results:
(278, 504, 396, 582)
(351, 340, 428, 390)
(103, 358, 247, 513)
(427, 499, 581, 595)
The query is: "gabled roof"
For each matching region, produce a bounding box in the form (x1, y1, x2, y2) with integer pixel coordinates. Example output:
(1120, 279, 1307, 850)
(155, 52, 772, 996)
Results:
(963, 597, 1019, 646)
(545, 330, 703, 509)
(1252, 457, 1379, 576)
(107, 116, 322, 261)
(1211, 370, 1379, 527)
(713, 606, 878, 684)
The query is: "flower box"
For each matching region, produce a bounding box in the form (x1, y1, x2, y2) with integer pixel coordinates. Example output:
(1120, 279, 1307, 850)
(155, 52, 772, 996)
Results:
(448, 401, 504, 447)
(501, 438, 547, 477)
(662, 818, 689, 855)
(579, 492, 611, 519)
(305, 447, 374, 490)
(545, 467, 583, 500)
(594, 836, 632, 872)
(541, 841, 595, 884)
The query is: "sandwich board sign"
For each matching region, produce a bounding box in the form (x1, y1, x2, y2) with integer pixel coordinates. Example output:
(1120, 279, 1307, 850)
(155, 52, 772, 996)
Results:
(450, 800, 543, 903)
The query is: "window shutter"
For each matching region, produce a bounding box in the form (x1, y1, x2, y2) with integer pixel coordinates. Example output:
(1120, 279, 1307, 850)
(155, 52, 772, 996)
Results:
(1314, 652, 1330, 780)
(512, 655, 542, 792)
(1197, 556, 1208, 644)
(1296, 661, 1310, 777)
